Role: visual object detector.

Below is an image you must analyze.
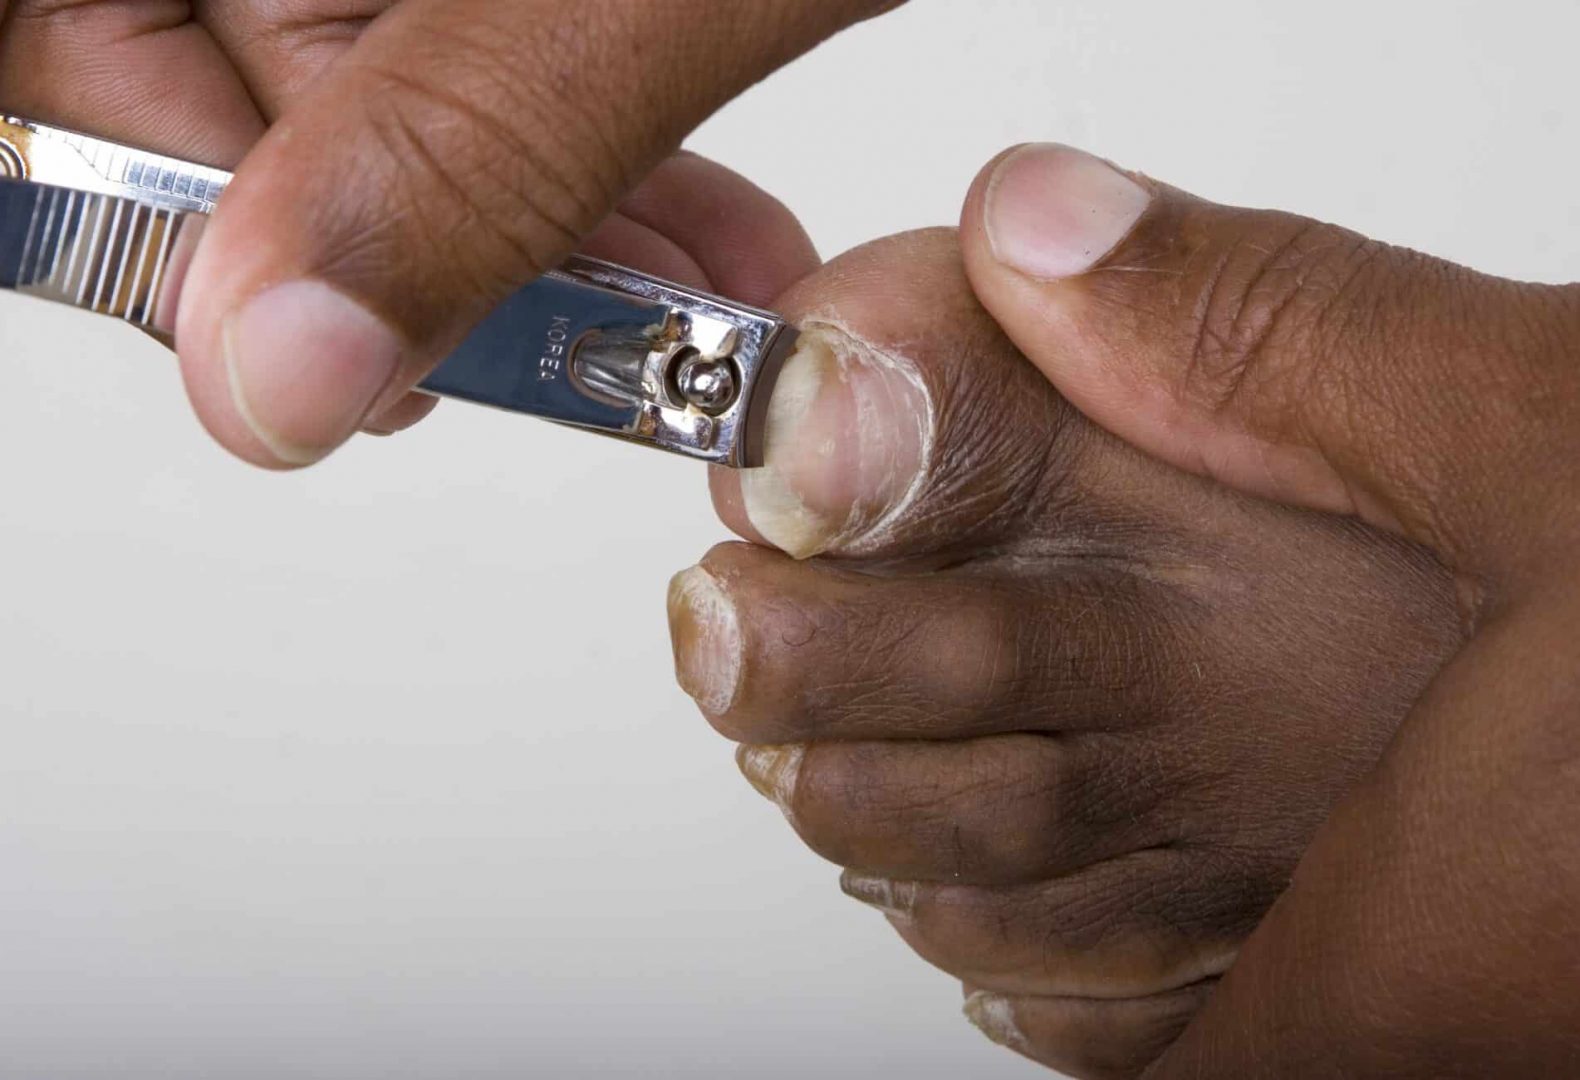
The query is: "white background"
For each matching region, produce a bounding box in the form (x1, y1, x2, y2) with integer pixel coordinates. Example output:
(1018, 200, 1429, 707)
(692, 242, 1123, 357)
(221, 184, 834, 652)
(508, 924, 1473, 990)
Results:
(2, 2, 1577, 1077)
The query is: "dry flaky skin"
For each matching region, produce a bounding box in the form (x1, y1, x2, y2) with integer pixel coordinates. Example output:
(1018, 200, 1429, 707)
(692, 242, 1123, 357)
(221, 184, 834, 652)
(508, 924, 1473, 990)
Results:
(677, 229, 1466, 1078)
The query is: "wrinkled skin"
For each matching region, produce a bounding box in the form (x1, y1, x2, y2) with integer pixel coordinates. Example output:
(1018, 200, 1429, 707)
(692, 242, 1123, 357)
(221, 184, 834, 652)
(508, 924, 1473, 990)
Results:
(954, 144, 1580, 1078)
(670, 229, 1467, 1079)
(675, 136, 1580, 1076)
(13, 5, 1578, 1075)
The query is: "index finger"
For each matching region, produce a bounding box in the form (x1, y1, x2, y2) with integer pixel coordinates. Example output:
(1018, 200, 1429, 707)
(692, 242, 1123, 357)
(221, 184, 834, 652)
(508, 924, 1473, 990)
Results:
(172, 0, 897, 469)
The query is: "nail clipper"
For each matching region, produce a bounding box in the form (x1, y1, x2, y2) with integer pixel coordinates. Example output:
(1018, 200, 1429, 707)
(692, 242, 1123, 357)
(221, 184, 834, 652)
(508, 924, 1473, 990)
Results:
(0, 115, 796, 466)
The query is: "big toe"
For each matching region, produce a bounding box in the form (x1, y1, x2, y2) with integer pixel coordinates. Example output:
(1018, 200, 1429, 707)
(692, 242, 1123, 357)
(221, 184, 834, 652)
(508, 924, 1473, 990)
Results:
(733, 324, 929, 558)
(712, 229, 1084, 561)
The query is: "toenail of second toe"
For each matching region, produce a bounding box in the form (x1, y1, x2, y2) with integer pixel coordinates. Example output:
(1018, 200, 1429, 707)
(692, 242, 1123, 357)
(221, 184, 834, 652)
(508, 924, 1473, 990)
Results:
(667, 565, 742, 714)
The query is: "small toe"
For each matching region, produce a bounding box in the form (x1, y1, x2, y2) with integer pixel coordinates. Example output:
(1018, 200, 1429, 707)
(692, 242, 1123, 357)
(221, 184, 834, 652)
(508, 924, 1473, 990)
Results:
(840, 849, 1247, 1000)
(963, 983, 1211, 1080)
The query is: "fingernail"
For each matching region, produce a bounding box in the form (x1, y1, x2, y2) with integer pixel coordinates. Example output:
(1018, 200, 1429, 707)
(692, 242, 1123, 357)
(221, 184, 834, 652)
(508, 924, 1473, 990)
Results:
(736, 744, 804, 814)
(742, 327, 930, 559)
(222, 281, 405, 466)
(984, 143, 1151, 281)
(963, 992, 1030, 1051)
(839, 871, 917, 921)
(667, 566, 742, 714)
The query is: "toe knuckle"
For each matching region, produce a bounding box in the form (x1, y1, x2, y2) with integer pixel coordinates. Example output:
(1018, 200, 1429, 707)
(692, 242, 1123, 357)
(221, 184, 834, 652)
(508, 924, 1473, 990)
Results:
(910, 595, 1034, 720)
(817, 744, 895, 810)
(954, 742, 1070, 878)
(803, 746, 949, 851)
(796, 744, 870, 827)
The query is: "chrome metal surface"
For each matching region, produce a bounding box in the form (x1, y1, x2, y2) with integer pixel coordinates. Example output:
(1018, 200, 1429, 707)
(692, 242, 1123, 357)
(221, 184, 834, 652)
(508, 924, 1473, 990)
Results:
(0, 114, 796, 466)
(675, 354, 739, 413)
(0, 181, 191, 329)
(1, 116, 229, 213)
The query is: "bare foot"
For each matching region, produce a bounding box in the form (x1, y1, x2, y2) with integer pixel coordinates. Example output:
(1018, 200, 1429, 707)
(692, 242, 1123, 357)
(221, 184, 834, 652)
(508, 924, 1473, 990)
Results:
(667, 229, 1463, 1079)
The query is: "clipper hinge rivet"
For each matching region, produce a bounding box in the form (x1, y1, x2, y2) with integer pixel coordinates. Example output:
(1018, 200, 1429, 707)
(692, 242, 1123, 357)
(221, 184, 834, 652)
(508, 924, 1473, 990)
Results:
(675, 354, 739, 414)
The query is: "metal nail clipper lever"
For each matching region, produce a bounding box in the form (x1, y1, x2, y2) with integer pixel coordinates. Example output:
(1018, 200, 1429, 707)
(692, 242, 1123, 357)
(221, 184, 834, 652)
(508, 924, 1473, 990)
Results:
(0, 115, 797, 467)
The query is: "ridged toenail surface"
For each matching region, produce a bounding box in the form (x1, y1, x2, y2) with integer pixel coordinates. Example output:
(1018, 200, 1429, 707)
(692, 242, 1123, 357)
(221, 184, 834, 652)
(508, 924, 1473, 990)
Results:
(963, 992, 1030, 1052)
(839, 871, 919, 921)
(742, 325, 932, 559)
(737, 743, 804, 818)
(667, 566, 742, 714)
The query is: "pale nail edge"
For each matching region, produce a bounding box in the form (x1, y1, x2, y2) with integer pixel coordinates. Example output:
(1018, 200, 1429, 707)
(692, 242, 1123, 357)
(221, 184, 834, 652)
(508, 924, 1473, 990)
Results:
(840, 871, 918, 921)
(736, 743, 805, 817)
(740, 333, 838, 558)
(963, 992, 1031, 1052)
(668, 566, 743, 715)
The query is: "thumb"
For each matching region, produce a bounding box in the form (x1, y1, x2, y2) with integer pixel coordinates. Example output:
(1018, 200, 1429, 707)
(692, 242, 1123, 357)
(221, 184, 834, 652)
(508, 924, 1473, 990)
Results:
(959, 143, 1580, 568)
(174, 0, 894, 469)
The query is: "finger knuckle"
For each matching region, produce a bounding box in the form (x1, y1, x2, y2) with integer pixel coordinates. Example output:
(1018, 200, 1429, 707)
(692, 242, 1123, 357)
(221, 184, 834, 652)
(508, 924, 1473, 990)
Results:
(350, 65, 577, 290)
(1179, 214, 1384, 426)
(335, 6, 634, 303)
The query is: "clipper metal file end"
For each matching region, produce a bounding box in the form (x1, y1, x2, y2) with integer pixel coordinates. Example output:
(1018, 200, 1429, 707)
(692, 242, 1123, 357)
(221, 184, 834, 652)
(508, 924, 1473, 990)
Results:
(0, 114, 797, 467)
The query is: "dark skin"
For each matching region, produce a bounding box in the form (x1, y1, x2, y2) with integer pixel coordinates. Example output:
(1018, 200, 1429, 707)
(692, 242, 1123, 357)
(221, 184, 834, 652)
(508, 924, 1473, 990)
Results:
(955, 144, 1580, 1077)
(671, 149, 1580, 1074)
(674, 229, 1468, 1077)
(7, 3, 1577, 1074)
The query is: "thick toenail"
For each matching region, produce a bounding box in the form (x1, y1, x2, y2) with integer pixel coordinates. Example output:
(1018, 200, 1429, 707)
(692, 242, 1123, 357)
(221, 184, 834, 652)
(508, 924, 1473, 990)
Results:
(962, 992, 1030, 1051)
(741, 326, 931, 559)
(839, 871, 918, 920)
(736, 743, 804, 817)
(667, 566, 742, 714)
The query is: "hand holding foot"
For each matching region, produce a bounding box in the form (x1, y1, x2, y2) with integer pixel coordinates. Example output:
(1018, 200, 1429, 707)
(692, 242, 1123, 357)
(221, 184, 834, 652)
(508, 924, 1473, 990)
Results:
(669, 230, 1465, 1078)
(953, 144, 1580, 1076)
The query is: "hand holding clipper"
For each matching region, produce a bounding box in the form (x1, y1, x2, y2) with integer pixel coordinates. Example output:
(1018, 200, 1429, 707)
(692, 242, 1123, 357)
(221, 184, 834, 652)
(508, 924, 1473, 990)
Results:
(0, 115, 796, 466)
